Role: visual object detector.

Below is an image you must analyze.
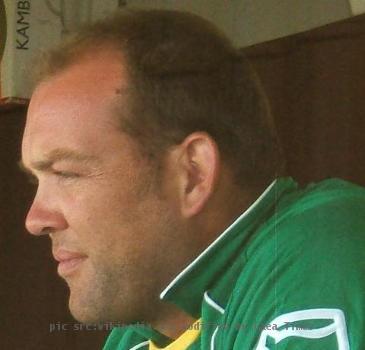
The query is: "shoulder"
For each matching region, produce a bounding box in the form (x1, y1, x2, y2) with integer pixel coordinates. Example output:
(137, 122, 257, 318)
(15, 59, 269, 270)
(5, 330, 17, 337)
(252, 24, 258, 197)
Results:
(243, 178, 365, 293)
(224, 178, 365, 349)
(247, 178, 365, 263)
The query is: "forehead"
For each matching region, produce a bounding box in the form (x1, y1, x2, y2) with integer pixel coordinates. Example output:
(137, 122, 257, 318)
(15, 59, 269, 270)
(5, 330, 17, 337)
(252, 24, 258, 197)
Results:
(29, 51, 126, 125)
(22, 51, 130, 163)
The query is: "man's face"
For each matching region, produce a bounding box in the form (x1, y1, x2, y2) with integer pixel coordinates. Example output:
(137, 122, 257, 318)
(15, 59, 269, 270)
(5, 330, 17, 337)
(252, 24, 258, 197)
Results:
(21, 52, 187, 324)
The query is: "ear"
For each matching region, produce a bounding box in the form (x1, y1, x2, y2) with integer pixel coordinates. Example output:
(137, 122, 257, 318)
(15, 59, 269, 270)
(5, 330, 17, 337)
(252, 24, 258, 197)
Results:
(174, 132, 220, 218)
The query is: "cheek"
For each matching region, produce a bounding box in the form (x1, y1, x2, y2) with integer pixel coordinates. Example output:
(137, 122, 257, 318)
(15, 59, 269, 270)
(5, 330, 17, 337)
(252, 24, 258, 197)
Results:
(60, 180, 153, 253)
(62, 178, 139, 221)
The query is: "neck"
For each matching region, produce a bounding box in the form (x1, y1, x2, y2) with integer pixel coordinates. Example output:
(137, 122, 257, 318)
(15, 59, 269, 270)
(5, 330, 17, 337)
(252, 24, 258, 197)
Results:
(148, 181, 266, 339)
(149, 301, 196, 340)
(199, 181, 263, 248)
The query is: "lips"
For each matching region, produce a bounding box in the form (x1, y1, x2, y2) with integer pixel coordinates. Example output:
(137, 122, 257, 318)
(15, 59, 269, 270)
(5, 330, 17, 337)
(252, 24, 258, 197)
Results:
(53, 249, 87, 277)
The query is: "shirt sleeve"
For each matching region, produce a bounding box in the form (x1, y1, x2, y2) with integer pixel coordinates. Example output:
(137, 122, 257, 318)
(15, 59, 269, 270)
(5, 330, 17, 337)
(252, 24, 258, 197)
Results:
(222, 192, 365, 350)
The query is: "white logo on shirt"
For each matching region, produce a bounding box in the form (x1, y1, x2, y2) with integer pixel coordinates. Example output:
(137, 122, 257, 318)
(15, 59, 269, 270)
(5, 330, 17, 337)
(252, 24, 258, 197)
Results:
(255, 308, 350, 350)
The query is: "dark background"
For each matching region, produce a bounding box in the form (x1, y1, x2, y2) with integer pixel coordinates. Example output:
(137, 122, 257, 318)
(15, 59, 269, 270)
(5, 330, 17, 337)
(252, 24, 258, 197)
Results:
(1, 14, 365, 350)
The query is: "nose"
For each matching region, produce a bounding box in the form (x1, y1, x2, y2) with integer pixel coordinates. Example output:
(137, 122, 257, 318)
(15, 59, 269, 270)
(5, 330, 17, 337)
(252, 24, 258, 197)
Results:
(25, 196, 68, 236)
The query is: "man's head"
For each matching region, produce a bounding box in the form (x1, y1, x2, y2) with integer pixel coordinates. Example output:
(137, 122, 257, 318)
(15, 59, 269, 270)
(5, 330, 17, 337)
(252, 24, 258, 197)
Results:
(35, 8, 282, 189)
(21, 9, 283, 328)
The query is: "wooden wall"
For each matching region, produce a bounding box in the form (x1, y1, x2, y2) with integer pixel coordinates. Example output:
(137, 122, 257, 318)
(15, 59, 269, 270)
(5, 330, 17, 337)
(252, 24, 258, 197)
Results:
(1, 13, 364, 349)
(245, 14, 365, 186)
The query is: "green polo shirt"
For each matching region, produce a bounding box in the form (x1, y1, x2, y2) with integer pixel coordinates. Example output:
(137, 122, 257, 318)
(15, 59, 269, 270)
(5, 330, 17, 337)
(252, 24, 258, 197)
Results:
(103, 177, 365, 349)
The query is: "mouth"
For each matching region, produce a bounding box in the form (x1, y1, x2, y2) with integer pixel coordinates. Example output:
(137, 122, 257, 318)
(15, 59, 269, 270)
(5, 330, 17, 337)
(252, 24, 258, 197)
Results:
(53, 249, 88, 277)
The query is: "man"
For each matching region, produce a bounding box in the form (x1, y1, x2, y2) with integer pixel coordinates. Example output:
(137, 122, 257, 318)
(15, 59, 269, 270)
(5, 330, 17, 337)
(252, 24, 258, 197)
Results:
(20, 9, 364, 350)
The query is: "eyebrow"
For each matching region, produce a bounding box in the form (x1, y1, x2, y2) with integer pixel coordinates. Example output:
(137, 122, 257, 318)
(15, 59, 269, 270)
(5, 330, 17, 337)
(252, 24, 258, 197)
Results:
(18, 148, 99, 174)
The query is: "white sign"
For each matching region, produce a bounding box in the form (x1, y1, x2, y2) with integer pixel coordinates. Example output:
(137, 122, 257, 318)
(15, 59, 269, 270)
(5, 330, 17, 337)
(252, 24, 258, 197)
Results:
(0, 0, 119, 104)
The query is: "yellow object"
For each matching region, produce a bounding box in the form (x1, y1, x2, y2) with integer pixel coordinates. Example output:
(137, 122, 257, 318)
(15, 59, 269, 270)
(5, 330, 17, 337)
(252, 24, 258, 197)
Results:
(149, 319, 201, 350)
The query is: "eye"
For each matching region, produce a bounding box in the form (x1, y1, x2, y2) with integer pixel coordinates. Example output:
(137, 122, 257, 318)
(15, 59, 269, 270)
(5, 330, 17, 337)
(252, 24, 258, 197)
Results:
(53, 170, 81, 179)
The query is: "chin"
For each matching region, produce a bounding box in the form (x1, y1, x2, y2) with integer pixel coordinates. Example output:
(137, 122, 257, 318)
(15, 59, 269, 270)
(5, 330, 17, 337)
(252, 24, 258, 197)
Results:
(68, 291, 135, 325)
(66, 268, 152, 325)
(69, 299, 93, 323)
(67, 288, 102, 324)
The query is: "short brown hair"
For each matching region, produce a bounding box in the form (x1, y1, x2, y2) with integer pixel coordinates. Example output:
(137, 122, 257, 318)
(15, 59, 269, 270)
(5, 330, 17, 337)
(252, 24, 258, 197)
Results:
(36, 9, 284, 189)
